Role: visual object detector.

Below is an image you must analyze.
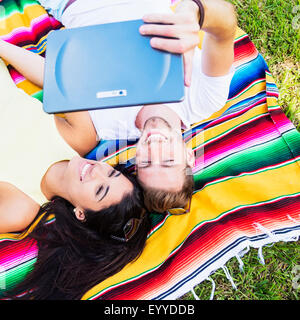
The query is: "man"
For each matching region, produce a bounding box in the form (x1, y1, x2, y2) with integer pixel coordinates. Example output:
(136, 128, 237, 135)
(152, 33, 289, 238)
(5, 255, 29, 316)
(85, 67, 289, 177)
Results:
(0, 0, 237, 212)
(131, 0, 237, 212)
(88, 0, 237, 213)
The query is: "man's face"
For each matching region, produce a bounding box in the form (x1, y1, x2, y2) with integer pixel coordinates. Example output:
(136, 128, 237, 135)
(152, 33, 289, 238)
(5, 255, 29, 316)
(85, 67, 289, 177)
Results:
(135, 117, 194, 191)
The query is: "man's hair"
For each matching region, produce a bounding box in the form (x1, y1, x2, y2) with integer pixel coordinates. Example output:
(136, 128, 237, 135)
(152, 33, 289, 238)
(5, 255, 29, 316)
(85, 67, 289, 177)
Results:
(140, 167, 194, 213)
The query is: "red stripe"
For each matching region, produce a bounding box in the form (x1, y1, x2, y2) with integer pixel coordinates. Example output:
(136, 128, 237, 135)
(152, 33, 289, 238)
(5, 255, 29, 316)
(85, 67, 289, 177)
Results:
(96, 196, 300, 299)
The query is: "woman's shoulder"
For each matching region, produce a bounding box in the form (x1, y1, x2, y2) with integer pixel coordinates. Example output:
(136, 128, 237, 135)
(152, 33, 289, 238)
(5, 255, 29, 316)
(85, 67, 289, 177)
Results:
(0, 182, 40, 233)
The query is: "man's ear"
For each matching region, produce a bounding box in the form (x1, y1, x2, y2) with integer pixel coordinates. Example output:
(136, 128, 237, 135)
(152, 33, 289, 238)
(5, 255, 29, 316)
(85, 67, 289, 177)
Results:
(73, 207, 86, 221)
(186, 147, 195, 168)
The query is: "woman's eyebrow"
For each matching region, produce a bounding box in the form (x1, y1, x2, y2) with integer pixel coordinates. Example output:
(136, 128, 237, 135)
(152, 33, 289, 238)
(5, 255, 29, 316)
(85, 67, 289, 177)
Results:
(114, 171, 121, 177)
(109, 169, 122, 178)
(98, 186, 110, 202)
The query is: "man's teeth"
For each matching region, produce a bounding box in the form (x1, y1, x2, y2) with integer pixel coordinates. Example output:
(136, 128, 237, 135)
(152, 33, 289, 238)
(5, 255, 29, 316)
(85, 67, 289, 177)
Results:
(80, 163, 91, 181)
(146, 134, 167, 143)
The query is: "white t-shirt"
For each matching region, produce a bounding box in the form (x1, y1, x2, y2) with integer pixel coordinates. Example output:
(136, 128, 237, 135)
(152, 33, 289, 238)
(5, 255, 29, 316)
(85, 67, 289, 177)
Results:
(60, 0, 235, 140)
(61, 0, 173, 28)
(89, 47, 235, 140)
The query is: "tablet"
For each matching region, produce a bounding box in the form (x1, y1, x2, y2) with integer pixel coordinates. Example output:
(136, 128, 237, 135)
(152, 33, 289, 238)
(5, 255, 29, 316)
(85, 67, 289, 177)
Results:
(43, 19, 184, 114)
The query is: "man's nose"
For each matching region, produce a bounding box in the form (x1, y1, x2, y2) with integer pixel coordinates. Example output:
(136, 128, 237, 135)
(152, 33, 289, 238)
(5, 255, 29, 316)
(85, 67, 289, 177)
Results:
(147, 141, 163, 165)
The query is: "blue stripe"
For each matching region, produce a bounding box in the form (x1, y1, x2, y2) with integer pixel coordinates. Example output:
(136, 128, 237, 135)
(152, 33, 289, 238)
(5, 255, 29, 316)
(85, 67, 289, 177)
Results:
(229, 54, 268, 99)
(26, 38, 47, 54)
(225, 92, 266, 114)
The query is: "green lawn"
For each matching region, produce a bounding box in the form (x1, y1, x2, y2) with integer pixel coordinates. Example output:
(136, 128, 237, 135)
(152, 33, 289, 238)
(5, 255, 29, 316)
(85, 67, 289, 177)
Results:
(183, 241, 299, 300)
(183, 0, 300, 300)
(231, 0, 300, 129)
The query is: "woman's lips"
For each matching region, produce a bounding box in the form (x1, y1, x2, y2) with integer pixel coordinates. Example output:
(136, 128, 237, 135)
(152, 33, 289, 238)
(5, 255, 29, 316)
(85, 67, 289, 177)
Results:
(79, 160, 94, 182)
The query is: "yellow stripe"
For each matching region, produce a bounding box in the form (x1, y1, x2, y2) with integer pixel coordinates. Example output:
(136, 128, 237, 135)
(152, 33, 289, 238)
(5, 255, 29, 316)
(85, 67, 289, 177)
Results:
(83, 161, 300, 299)
(105, 147, 136, 167)
(16, 79, 41, 95)
(266, 72, 276, 84)
(186, 80, 267, 149)
(187, 103, 268, 150)
(193, 80, 267, 126)
(267, 96, 280, 108)
(0, 5, 47, 37)
(235, 27, 247, 39)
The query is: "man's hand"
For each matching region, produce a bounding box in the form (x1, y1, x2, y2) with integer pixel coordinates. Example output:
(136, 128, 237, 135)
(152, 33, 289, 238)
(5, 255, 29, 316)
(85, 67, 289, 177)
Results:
(140, 0, 237, 82)
(139, 2, 201, 87)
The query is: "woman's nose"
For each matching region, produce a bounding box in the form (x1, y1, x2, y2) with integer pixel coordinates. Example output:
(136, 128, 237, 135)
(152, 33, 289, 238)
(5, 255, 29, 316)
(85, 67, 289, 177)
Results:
(90, 163, 106, 179)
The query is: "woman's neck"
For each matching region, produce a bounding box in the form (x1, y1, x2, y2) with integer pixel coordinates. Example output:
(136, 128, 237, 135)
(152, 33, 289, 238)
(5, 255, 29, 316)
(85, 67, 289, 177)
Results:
(40, 160, 70, 201)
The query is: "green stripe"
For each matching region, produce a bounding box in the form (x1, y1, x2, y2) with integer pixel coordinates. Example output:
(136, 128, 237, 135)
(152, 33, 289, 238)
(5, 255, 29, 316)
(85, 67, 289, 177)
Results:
(0, 258, 36, 295)
(227, 79, 265, 102)
(32, 90, 43, 102)
(279, 127, 300, 159)
(1, 0, 38, 18)
(194, 131, 300, 188)
(234, 33, 247, 42)
(199, 155, 300, 192)
(192, 111, 269, 153)
(268, 105, 281, 111)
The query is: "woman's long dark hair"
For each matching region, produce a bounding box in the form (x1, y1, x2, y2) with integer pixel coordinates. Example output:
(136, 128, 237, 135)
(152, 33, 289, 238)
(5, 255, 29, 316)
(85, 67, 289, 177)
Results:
(5, 171, 150, 300)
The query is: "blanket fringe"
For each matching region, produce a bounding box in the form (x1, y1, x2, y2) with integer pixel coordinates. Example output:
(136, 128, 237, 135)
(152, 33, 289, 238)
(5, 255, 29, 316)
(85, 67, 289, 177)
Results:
(258, 246, 265, 265)
(207, 277, 216, 300)
(183, 223, 300, 301)
(235, 254, 245, 272)
(191, 287, 200, 300)
(222, 265, 237, 290)
(253, 222, 280, 243)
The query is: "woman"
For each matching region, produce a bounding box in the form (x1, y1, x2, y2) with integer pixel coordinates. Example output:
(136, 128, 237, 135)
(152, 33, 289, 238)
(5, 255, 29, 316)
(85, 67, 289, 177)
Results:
(0, 156, 150, 300)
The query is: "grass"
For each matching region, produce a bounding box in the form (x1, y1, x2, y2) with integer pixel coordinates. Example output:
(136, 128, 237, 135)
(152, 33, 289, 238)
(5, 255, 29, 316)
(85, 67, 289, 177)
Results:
(182, 0, 300, 300)
(231, 0, 300, 129)
(182, 241, 300, 300)
(231, 0, 300, 64)
(273, 62, 300, 129)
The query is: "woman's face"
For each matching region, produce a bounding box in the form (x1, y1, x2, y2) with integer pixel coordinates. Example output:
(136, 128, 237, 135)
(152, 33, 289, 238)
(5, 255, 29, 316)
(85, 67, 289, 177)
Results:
(64, 156, 133, 212)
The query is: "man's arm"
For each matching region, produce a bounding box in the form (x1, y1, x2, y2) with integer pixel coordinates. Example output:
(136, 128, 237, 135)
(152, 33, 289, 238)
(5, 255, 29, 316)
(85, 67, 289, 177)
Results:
(140, 0, 237, 82)
(54, 112, 98, 156)
(198, 0, 236, 76)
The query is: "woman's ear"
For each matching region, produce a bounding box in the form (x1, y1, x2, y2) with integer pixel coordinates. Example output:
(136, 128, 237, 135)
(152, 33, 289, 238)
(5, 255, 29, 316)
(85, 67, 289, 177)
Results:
(186, 147, 195, 168)
(73, 207, 86, 221)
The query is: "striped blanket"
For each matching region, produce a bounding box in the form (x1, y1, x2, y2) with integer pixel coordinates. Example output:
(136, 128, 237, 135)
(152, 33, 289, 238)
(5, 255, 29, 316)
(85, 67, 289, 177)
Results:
(0, 0, 300, 300)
